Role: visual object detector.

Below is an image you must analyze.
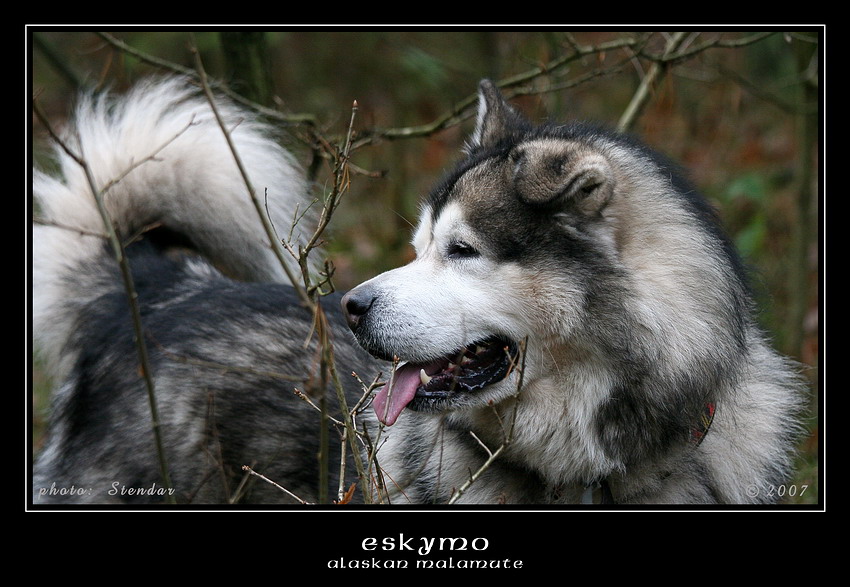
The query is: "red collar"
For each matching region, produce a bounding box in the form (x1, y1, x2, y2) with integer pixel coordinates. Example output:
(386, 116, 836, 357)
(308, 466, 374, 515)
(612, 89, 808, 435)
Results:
(691, 402, 716, 446)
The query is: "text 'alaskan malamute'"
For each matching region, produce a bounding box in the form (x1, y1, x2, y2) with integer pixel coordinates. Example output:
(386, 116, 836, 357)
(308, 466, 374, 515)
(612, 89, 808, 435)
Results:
(32, 77, 805, 506)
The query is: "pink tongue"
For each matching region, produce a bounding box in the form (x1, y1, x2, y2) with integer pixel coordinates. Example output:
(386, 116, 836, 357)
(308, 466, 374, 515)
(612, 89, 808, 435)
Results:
(373, 363, 422, 426)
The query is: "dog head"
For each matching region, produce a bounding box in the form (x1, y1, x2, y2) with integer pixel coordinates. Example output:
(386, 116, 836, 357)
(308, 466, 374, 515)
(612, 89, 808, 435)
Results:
(342, 81, 621, 425)
(342, 80, 746, 428)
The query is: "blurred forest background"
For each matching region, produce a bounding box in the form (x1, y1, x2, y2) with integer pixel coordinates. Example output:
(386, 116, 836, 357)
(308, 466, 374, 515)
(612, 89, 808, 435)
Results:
(29, 29, 821, 505)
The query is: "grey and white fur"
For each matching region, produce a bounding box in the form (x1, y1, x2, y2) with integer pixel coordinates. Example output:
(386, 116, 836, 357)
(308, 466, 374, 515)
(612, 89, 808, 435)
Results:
(31, 77, 805, 505)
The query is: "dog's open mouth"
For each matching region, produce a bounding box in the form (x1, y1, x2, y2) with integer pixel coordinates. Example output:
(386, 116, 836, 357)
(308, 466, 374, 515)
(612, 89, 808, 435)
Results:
(373, 336, 519, 425)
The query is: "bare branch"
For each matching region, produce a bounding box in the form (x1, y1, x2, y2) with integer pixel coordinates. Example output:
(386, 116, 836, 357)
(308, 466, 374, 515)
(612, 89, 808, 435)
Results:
(33, 216, 108, 239)
(96, 32, 318, 128)
(659, 31, 778, 65)
(189, 38, 313, 309)
(242, 465, 313, 504)
(447, 339, 528, 505)
(469, 431, 495, 458)
(618, 32, 690, 132)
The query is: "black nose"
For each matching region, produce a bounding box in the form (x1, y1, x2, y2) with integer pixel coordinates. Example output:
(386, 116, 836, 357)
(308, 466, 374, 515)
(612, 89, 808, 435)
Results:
(341, 287, 377, 330)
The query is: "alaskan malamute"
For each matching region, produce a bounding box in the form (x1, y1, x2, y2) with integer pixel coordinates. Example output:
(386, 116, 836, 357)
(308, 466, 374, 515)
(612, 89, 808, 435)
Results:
(31, 77, 805, 505)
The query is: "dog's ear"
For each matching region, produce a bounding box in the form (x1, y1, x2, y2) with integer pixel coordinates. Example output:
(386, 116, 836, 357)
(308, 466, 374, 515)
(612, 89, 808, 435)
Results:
(468, 79, 530, 150)
(512, 145, 616, 217)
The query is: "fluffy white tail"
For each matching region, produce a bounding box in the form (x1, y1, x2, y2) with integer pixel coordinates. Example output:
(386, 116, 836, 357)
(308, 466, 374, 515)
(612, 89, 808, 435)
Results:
(33, 77, 311, 377)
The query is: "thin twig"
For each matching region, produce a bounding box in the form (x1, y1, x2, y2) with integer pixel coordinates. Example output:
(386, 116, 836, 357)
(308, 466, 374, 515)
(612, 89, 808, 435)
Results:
(300, 101, 358, 264)
(32, 216, 108, 239)
(96, 32, 318, 127)
(618, 32, 690, 132)
(242, 465, 313, 504)
(656, 31, 778, 65)
(447, 339, 527, 505)
(350, 370, 384, 415)
(616, 32, 779, 132)
(304, 100, 375, 503)
(190, 38, 314, 309)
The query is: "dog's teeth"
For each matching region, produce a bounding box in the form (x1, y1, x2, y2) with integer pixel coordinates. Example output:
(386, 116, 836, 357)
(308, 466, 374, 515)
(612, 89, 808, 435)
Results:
(419, 369, 432, 385)
(461, 356, 473, 365)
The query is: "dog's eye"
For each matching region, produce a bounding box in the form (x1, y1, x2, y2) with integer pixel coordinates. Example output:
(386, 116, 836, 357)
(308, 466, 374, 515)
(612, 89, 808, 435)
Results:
(446, 240, 479, 259)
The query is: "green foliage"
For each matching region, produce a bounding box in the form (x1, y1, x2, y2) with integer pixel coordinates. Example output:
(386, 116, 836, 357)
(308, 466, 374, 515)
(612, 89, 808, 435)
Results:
(399, 46, 451, 90)
(724, 172, 770, 259)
